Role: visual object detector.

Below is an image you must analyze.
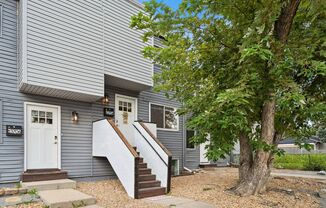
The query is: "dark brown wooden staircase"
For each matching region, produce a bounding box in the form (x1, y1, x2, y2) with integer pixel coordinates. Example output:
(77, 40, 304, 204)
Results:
(134, 147, 166, 198)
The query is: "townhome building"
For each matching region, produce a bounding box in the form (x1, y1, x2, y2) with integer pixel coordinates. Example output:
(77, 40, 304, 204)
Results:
(0, 0, 204, 198)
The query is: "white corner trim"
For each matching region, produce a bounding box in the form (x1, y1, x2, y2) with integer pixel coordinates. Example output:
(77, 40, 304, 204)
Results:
(21, 0, 28, 83)
(24, 102, 61, 171)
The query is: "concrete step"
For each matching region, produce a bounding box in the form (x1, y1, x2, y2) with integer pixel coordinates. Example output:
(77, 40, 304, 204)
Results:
(38, 189, 96, 208)
(21, 179, 76, 191)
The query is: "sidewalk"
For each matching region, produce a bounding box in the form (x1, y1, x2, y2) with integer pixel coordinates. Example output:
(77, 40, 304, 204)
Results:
(272, 169, 326, 180)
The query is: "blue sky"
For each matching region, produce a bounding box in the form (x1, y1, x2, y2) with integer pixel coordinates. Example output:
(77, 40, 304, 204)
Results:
(138, 0, 182, 10)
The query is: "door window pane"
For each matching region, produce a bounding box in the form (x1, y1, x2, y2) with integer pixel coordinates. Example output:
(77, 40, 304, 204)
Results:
(150, 104, 164, 128)
(31, 110, 39, 123)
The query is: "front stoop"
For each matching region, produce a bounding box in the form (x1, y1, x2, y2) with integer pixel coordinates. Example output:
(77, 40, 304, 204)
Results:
(38, 189, 96, 208)
(21, 179, 76, 191)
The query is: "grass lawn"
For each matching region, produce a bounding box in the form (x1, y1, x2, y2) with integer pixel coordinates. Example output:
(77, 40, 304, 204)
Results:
(274, 154, 326, 171)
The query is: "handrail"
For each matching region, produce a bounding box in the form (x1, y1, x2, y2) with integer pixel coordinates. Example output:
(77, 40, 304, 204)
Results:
(138, 122, 172, 157)
(133, 124, 168, 166)
(107, 119, 139, 158)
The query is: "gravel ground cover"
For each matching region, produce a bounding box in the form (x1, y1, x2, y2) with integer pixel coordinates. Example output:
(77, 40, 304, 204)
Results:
(170, 167, 326, 208)
(77, 167, 325, 208)
(77, 179, 166, 208)
(6, 167, 325, 208)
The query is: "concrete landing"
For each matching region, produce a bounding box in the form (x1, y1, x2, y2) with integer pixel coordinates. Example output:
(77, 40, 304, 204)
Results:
(144, 195, 215, 208)
(38, 188, 96, 208)
(21, 179, 76, 191)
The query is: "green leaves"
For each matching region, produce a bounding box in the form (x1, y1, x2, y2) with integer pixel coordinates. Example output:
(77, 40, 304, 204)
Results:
(131, 0, 326, 159)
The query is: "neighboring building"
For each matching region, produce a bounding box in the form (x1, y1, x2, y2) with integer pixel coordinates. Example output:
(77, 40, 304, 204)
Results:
(278, 137, 326, 154)
(0, 0, 201, 198)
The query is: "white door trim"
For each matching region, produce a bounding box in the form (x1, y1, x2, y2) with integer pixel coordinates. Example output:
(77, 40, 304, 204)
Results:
(24, 102, 61, 171)
(114, 94, 138, 121)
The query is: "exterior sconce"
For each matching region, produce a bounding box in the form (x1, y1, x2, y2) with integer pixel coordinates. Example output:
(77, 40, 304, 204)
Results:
(102, 94, 110, 105)
(72, 111, 79, 122)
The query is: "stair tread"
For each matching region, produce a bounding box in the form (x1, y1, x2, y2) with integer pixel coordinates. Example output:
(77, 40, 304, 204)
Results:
(139, 187, 165, 191)
(139, 180, 160, 184)
(23, 171, 67, 175)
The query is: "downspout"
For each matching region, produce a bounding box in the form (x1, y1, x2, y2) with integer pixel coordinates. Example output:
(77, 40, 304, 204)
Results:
(182, 115, 186, 171)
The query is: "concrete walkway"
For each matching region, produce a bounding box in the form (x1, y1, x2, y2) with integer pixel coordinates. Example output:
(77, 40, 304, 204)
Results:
(144, 195, 215, 208)
(272, 169, 326, 180)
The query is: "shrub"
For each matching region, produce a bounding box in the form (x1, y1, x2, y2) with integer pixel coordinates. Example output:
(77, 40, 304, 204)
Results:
(274, 154, 326, 171)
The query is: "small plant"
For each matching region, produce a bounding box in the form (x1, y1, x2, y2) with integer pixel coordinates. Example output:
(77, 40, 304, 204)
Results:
(27, 188, 38, 197)
(72, 201, 86, 208)
(203, 187, 213, 191)
(42, 205, 50, 208)
(15, 183, 22, 188)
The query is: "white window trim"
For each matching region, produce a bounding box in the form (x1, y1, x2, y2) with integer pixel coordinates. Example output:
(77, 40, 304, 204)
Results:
(0, 4, 3, 38)
(186, 130, 197, 150)
(24, 102, 61, 171)
(149, 102, 179, 132)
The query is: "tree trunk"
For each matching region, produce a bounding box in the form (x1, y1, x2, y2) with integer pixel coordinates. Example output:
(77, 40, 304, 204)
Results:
(235, 98, 275, 196)
(235, 0, 300, 196)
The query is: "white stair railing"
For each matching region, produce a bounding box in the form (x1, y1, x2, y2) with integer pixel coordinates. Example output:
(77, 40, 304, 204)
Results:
(92, 119, 138, 198)
(133, 121, 172, 192)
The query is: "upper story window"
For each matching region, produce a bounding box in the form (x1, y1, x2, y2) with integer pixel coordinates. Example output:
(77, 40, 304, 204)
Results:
(150, 104, 179, 131)
(0, 4, 3, 37)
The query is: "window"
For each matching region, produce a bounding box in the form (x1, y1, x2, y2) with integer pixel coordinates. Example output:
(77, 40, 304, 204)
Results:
(0, 5, 2, 37)
(186, 130, 195, 149)
(150, 104, 178, 130)
(119, 101, 132, 112)
(31, 110, 53, 124)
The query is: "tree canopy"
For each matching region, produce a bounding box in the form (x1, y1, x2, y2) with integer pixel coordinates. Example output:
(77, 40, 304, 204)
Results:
(131, 0, 326, 161)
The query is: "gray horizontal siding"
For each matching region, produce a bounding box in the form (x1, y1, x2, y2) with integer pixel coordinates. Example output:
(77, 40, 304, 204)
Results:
(19, 0, 104, 100)
(0, 0, 198, 183)
(0, 0, 113, 183)
(103, 0, 153, 86)
(18, 0, 153, 102)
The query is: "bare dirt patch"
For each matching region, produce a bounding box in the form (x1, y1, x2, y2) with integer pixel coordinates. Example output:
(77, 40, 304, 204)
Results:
(170, 167, 325, 208)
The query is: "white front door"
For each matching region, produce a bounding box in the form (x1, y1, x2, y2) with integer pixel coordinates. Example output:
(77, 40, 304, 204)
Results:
(115, 95, 137, 146)
(200, 135, 210, 164)
(26, 104, 60, 169)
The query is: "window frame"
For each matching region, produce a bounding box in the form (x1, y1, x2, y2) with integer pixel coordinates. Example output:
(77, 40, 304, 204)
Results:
(186, 129, 196, 150)
(149, 102, 179, 131)
(0, 4, 3, 38)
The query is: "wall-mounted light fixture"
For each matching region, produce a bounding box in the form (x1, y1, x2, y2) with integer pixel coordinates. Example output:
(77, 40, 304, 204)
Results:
(72, 111, 79, 123)
(102, 94, 110, 105)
